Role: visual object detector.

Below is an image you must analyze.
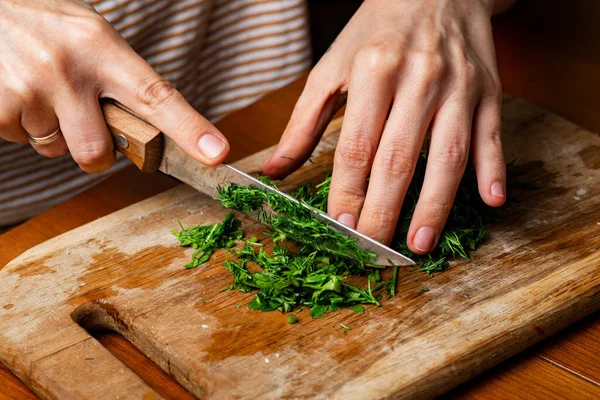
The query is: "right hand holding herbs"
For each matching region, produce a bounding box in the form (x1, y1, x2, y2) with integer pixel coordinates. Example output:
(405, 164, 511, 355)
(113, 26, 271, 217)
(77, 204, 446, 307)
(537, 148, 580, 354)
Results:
(0, 0, 229, 172)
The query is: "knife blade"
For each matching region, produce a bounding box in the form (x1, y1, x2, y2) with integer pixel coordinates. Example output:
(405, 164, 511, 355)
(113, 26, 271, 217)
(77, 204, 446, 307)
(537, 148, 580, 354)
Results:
(102, 100, 415, 267)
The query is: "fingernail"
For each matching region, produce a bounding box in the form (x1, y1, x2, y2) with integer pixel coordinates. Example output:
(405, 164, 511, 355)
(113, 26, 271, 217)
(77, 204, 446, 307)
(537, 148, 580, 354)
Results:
(491, 181, 505, 198)
(414, 226, 436, 252)
(198, 134, 226, 160)
(337, 213, 357, 229)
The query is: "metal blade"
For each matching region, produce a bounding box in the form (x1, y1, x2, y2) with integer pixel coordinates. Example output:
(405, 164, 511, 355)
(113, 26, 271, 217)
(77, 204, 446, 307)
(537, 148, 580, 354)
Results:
(159, 137, 415, 266)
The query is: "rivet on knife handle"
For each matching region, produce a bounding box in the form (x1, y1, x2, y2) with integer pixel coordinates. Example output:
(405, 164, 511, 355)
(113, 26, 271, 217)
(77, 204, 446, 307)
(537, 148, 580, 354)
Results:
(101, 100, 163, 173)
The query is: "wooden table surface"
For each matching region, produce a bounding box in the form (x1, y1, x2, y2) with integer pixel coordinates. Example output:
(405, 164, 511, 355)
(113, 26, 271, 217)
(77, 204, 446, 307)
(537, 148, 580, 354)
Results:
(1, 1, 599, 398)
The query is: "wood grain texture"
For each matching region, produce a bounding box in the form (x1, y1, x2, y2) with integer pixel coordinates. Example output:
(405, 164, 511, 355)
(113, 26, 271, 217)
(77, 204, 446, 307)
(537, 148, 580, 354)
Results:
(3, 0, 600, 395)
(444, 354, 600, 400)
(0, 76, 310, 399)
(95, 331, 195, 400)
(102, 102, 163, 173)
(537, 317, 600, 384)
(0, 98, 599, 399)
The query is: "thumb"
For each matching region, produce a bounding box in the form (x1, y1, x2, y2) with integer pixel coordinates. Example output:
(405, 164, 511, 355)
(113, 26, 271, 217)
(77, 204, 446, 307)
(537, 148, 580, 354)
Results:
(101, 45, 229, 165)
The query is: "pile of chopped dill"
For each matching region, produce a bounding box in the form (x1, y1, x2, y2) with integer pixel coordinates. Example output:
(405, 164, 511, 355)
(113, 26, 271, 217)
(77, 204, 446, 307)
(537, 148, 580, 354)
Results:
(173, 150, 498, 318)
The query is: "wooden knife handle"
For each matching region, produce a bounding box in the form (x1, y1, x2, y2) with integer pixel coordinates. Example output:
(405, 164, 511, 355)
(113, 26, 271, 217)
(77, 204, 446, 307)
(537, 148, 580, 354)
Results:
(101, 100, 163, 173)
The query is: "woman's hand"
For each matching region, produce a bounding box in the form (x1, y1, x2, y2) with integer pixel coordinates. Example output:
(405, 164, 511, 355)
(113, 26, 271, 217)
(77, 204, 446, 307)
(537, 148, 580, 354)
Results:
(262, 0, 514, 254)
(0, 0, 229, 173)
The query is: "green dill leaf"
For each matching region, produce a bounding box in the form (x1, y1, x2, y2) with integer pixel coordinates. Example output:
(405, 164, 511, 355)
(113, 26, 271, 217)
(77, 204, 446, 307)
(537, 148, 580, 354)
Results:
(385, 265, 399, 299)
(369, 270, 381, 283)
(177, 149, 497, 317)
(350, 305, 365, 314)
(310, 305, 328, 319)
(248, 295, 262, 310)
(417, 287, 430, 294)
(173, 212, 243, 269)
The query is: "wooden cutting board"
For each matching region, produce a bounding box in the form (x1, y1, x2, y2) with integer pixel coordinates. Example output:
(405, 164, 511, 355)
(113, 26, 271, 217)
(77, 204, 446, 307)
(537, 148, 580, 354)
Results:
(1, 97, 599, 400)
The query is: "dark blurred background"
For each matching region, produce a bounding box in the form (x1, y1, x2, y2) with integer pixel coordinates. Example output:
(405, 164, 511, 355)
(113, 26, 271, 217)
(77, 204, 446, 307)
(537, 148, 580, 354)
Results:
(307, 0, 362, 63)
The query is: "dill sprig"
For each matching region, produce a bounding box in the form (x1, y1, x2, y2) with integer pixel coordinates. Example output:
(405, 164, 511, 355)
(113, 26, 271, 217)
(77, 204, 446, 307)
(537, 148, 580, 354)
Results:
(217, 179, 377, 270)
(173, 148, 499, 317)
(172, 212, 242, 269)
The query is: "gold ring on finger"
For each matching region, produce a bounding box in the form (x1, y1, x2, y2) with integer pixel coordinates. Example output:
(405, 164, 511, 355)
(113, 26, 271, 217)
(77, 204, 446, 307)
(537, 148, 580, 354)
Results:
(28, 128, 62, 146)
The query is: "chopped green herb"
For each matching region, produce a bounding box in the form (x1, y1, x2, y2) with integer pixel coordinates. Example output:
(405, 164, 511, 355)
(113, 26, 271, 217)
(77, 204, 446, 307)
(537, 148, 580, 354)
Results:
(174, 148, 497, 318)
(287, 314, 297, 324)
(310, 305, 328, 319)
(417, 287, 430, 294)
(350, 305, 365, 314)
(172, 212, 242, 269)
(235, 303, 241, 308)
(340, 323, 351, 330)
(385, 265, 399, 299)
(308, 156, 315, 164)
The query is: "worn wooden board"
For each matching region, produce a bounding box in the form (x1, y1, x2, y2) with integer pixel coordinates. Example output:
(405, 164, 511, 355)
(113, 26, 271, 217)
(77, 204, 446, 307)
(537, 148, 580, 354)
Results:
(0, 97, 599, 399)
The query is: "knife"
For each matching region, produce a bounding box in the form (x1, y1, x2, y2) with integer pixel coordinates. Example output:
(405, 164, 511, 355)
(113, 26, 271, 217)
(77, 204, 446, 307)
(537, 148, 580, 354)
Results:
(101, 100, 415, 267)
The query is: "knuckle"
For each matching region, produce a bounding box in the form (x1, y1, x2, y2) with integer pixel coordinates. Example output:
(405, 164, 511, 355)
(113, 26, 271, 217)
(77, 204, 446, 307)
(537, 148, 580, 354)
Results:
(455, 56, 478, 86)
(416, 52, 446, 79)
(353, 44, 401, 76)
(136, 76, 179, 111)
(434, 140, 469, 170)
(378, 145, 415, 179)
(10, 74, 39, 104)
(335, 135, 375, 171)
(332, 185, 366, 212)
(422, 195, 453, 218)
(72, 140, 113, 172)
(71, 13, 114, 46)
(364, 206, 398, 229)
(35, 46, 69, 75)
(412, 52, 446, 94)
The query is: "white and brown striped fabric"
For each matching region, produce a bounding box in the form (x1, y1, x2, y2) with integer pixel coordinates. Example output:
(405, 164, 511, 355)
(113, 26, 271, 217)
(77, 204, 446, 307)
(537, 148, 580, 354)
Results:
(0, 0, 311, 226)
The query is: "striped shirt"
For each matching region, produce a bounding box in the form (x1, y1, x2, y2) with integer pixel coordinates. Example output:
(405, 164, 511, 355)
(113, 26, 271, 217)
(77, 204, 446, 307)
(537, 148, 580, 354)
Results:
(0, 0, 311, 226)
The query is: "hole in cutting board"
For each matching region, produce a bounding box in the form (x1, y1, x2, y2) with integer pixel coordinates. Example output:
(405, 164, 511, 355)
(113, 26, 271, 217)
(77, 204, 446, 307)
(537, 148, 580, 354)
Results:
(70, 304, 195, 400)
(93, 330, 195, 400)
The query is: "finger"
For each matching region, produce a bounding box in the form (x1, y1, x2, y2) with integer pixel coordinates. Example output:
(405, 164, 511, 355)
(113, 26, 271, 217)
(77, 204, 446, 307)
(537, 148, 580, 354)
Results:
(356, 92, 438, 245)
(327, 49, 398, 229)
(472, 92, 506, 207)
(21, 105, 68, 158)
(55, 94, 115, 173)
(0, 99, 28, 144)
(102, 45, 229, 166)
(261, 69, 347, 179)
(407, 99, 475, 254)
(0, 120, 29, 144)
